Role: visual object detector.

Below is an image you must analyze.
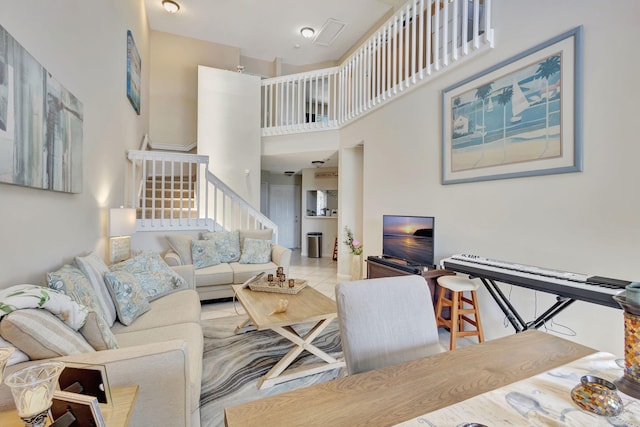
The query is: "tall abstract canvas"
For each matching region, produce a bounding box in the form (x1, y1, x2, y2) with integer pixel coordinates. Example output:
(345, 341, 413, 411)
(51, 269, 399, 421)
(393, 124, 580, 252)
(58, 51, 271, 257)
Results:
(0, 24, 83, 193)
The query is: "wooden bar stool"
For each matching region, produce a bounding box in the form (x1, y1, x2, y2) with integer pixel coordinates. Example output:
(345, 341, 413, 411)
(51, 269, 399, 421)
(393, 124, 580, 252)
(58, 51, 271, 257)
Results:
(435, 275, 484, 350)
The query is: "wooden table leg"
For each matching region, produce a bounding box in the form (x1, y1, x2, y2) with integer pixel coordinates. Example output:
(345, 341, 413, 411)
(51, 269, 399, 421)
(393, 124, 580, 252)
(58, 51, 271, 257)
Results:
(234, 317, 256, 334)
(257, 318, 345, 389)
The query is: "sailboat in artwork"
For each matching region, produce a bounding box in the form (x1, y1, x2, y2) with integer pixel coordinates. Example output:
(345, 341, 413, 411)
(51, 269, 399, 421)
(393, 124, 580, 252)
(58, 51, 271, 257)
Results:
(510, 82, 530, 123)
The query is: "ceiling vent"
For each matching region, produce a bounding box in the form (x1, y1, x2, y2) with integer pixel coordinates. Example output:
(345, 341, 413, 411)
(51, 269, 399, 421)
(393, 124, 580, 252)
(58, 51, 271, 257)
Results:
(313, 18, 347, 47)
(315, 171, 338, 179)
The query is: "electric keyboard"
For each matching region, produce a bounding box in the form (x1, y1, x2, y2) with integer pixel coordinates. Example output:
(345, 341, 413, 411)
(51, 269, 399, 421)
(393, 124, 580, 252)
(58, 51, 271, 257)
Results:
(441, 254, 629, 310)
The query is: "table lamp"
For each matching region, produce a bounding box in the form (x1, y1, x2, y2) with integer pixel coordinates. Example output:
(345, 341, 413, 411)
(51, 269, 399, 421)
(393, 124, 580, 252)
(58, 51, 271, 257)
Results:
(4, 361, 65, 427)
(108, 207, 136, 264)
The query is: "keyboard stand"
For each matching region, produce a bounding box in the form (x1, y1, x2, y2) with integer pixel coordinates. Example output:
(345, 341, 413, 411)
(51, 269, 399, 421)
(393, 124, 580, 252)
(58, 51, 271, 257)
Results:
(477, 276, 576, 333)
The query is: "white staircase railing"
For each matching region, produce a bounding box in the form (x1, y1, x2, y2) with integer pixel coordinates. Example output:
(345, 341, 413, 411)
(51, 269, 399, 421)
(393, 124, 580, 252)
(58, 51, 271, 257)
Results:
(127, 150, 278, 242)
(261, 0, 493, 136)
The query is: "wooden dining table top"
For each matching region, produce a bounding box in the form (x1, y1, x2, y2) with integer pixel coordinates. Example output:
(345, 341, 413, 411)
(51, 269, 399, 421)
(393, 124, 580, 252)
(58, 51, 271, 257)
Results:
(224, 330, 596, 427)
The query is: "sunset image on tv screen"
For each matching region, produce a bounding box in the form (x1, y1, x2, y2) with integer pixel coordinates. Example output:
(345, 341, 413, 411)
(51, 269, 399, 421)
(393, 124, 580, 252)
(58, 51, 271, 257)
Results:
(383, 216, 434, 266)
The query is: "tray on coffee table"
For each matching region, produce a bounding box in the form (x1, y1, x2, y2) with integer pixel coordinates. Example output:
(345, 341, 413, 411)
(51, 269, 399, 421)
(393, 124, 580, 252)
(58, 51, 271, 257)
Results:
(249, 278, 307, 294)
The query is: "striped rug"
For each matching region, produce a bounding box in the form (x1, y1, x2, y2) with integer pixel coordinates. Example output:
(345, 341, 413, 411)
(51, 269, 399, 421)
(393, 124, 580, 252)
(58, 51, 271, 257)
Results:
(199, 315, 344, 427)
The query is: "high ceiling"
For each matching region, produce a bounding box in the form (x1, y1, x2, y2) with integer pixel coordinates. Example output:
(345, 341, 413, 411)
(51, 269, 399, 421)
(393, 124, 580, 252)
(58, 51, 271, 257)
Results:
(145, 0, 401, 66)
(145, 0, 404, 174)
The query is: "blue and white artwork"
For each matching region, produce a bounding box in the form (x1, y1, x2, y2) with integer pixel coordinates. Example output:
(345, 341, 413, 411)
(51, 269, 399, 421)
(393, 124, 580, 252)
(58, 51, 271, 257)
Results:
(0, 24, 83, 193)
(451, 53, 562, 172)
(441, 27, 582, 185)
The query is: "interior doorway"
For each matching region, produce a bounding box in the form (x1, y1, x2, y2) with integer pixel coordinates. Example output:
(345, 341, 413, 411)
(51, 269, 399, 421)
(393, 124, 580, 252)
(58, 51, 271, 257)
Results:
(269, 184, 301, 248)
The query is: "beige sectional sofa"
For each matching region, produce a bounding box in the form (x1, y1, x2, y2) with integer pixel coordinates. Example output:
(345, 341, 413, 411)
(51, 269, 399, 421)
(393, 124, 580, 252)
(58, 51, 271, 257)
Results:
(0, 260, 203, 427)
(164, 229, 292, 301)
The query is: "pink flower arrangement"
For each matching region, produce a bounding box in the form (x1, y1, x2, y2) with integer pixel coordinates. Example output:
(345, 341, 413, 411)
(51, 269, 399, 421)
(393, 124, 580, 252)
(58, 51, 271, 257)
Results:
(344, 227, 363, 255)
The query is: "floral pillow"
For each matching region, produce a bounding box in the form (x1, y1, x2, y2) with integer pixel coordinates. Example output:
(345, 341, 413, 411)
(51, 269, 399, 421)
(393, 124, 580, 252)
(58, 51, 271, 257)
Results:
(110, 251, 187, 301)
(191, 240, 221, 269)
(47, 265, 118, 350)
(239, 238, 272, 264)
(104, 271, 150, 326)
(201, 230, 241, 263)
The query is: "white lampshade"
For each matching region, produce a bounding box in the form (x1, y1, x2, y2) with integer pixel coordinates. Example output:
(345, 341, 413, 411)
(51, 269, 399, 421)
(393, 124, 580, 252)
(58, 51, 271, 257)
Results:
(109, 208, 137, 237)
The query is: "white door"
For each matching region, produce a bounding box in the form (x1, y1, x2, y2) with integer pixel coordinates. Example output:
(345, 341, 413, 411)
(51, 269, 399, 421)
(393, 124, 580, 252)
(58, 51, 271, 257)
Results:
(269, 184, 300, 248)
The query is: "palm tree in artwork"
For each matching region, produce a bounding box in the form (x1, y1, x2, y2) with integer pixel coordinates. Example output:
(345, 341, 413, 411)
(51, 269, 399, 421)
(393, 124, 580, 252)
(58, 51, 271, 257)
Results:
(497, 86, 513, 162)
(453, 96, 461, 120)
(474, 83, 493, 143)
(534, 55, 560, 152)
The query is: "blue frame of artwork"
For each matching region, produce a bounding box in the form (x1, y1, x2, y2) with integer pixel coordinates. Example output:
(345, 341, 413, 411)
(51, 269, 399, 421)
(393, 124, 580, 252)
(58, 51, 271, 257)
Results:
(126, 30, 141, 115)
(441, 26, 583, 185)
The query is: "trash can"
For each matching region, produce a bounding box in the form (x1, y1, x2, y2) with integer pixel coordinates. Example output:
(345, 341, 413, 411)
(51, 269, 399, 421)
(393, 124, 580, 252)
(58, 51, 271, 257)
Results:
(307, 232, 322, 258)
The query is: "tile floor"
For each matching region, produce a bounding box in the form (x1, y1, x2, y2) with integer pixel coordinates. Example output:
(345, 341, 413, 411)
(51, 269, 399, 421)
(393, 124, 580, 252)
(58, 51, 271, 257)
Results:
(200, 250, 476, 349)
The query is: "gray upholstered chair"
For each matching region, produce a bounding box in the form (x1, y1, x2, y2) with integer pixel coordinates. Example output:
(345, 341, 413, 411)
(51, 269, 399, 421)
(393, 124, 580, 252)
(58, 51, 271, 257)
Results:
(335, 275, 444, 375)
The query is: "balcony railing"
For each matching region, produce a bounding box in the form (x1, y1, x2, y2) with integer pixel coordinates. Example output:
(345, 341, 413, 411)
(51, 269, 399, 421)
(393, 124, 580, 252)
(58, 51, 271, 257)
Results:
(261, 0, 493, 136)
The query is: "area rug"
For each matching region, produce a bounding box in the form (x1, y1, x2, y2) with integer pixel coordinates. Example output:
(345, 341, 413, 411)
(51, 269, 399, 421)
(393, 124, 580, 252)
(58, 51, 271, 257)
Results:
(199, 315, 344, 427)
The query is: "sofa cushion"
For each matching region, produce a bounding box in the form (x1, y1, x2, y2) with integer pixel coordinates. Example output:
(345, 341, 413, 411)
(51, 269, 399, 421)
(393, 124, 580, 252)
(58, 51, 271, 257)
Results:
(75, 253, 117, 326)
(110, 252, 187, 301)
(110, 290, 201, 334)
(191, 240, 221, 269)
(239, 238, 272, 264)
(46, 264, 117, 350)
(239, 228, 273, 246)
(104, 271, 151, 326)
(0, 309, 95, 359)
(230, 262, 278, 284)
(166, 234, 194, 265)
(201, 230, 241, 263)
(80, 311, 119, 351)
(114, 322, 203, 412)
(195, 263, 234, 288)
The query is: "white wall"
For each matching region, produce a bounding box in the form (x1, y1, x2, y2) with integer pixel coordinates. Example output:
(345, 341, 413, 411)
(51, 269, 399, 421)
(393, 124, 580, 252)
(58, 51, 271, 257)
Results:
(0, 0, 149, 287)
(197, 66, 261, 208)
(339, 0, 640, 355)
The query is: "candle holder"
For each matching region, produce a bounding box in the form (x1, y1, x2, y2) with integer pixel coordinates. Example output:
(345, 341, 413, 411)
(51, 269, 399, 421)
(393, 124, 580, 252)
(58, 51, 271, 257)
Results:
(288, 279, 295, 288)
(613, 294, 640, 398)
(4, 361, 65, 427)
(0, 347, 14, 382)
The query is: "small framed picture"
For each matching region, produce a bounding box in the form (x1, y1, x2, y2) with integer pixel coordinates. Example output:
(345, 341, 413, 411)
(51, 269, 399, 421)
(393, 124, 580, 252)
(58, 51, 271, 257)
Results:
(51, 390, 106, 427)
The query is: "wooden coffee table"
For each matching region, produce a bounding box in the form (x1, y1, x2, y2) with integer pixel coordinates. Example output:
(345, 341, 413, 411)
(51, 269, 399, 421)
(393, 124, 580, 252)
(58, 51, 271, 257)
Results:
(232, 284, 345, 389)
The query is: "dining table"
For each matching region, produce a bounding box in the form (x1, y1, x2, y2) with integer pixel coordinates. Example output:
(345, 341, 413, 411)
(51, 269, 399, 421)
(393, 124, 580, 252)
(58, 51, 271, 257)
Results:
(224, 330, 602, 426)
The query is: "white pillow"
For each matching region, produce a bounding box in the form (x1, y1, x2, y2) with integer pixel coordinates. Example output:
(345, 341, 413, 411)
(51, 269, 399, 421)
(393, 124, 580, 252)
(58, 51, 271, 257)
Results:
(75, 253, 117, 326)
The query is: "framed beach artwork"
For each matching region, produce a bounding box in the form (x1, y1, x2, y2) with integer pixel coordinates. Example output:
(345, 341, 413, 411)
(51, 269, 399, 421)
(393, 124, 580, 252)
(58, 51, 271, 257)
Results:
(441, 26, 583, 185)
(126, 30, 141, 115)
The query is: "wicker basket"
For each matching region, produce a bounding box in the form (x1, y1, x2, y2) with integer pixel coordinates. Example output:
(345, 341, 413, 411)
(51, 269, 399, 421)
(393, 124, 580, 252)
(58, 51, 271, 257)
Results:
(249, 278, 308, 294)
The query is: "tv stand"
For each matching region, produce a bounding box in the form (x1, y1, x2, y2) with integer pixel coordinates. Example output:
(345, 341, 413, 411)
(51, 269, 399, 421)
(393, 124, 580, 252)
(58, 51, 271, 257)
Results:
(366, 256, 455, 315)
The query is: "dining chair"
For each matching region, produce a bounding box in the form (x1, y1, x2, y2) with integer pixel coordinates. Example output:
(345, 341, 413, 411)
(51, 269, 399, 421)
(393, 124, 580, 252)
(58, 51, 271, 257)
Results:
(335, 275, 444, 375)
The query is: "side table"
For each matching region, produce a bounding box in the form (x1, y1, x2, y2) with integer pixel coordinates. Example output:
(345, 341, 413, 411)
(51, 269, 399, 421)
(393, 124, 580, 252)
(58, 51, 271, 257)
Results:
(0, 385, 139, 427)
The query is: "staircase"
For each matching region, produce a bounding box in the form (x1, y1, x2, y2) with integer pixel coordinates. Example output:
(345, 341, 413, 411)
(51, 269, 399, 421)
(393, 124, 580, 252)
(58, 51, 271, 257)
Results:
(128, 149, 279, 242)
(138, 175, 199, 220)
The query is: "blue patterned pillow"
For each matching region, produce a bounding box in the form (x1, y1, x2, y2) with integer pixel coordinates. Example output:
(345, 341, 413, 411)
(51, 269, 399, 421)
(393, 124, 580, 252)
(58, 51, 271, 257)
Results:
(110, 252, 187, 301)
(239, 238, 272, 264)
(202, 231, 241, 263)
(191, 240, 221, 269)
(104, 271, 150, 326)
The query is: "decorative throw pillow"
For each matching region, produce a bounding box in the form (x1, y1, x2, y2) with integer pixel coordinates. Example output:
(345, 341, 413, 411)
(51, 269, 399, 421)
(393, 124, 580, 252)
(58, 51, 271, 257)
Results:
(166, 234, 194, 265)
(110, 252, 188, 301)
(191, 240, 221, 269)
(47, 264, 109, 323)
(0, 284, 88, 330)
(75, 253, 117, 326)
(239, 228, 273, 247)
(0, 309, 95, 360)
(79, 311, 119, 351)
(104, 271, 151, 326)
(201, 230, 241, 263)
(0, 336, 30, 366)
(239, 238, 273, 264)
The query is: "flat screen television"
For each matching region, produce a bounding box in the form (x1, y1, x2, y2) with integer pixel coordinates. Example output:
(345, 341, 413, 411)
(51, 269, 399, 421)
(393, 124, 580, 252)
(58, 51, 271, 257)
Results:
(382, 215, 435, 268)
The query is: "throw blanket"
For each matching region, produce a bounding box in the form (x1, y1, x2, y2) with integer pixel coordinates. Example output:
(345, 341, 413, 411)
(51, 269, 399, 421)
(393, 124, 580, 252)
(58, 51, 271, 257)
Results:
(0, 284, 88, 330)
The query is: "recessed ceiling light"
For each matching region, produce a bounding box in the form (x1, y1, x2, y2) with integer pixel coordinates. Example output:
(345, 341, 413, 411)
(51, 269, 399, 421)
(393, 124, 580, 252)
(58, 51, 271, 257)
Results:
(312, 160, 325, 167)
(300, 27, 315, 39)
(162, 0, 180, 13)
(284, 171, 295, 176)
